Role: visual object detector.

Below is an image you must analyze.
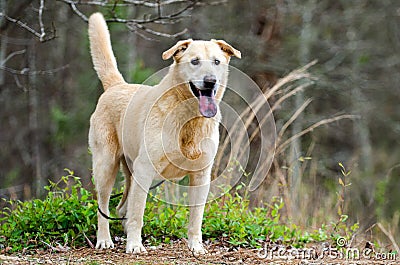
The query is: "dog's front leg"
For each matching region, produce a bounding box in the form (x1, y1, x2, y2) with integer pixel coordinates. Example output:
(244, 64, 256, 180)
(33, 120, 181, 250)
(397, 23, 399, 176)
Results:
(125, 160, 153, 254)
(188, 171, 211, 255)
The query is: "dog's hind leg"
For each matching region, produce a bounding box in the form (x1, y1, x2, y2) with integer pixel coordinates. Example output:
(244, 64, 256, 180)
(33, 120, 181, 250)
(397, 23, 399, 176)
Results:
(92, 146, 119, 249)
(125, 155, 154, 254)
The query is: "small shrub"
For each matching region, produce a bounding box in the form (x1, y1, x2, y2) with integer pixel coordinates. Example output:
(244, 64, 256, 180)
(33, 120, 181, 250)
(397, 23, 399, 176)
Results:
(0, 169, 97, 252)
(0, 171, 357, 253)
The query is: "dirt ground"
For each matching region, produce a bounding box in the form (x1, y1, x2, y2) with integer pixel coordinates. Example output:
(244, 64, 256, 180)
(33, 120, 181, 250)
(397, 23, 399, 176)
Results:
(0, 240, 398, 265)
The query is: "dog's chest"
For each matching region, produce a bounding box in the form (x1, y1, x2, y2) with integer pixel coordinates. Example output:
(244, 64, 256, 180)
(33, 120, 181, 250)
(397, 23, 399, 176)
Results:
(155, 118, 219, 178)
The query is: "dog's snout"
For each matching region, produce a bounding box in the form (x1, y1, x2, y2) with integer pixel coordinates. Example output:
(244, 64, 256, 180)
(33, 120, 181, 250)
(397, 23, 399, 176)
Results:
(203, 75, 217, 89)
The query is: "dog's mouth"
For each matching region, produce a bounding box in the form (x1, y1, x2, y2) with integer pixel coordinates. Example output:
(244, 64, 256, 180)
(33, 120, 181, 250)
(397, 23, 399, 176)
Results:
(189, 81, 217, 118)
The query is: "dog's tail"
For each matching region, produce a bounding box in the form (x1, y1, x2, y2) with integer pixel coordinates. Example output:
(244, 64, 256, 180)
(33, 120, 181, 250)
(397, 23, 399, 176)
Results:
(88, 13, 125, 90)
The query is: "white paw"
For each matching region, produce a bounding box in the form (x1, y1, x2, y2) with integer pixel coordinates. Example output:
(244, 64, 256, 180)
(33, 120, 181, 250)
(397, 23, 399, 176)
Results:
(95, 238, 114, 249)
(126, 242, 147, 254)
(188, 239, 208, 255)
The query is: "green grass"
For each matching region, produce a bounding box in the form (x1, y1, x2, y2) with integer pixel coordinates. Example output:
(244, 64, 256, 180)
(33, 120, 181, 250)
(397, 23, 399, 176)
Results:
(0, 169, 356, 253)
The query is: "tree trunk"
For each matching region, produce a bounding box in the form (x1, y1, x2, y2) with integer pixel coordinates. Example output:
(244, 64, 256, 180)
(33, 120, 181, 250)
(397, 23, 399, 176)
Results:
(347, 14, 372, 173)
(289, 0, 316, 216)
(28, 42, 43, 197)
(0, 0, 6, 86)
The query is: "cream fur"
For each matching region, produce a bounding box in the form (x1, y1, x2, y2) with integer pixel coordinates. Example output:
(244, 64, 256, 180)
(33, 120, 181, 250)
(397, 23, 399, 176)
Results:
(87, 12, 240, 254)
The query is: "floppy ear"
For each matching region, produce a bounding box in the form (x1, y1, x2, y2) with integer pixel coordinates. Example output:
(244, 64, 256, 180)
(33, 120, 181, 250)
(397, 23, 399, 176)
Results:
(211, 39, 241, 59)
(162, 39, 193, 60)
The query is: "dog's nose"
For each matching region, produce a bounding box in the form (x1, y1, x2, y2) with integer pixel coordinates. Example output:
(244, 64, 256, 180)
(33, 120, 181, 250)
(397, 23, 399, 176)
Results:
(203, 75, 217, 89)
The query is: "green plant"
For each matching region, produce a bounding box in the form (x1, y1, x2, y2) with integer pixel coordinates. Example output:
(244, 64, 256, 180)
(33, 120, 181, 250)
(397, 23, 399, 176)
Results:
(331, 163, 359, 245)
(1, 171, 357, 253)
(0, 169, 98, 252)
(337, 162, 352, 217)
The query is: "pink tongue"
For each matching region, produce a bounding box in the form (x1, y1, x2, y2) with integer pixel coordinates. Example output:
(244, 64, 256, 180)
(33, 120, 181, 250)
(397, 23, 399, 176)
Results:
(199, 94, 217, 118)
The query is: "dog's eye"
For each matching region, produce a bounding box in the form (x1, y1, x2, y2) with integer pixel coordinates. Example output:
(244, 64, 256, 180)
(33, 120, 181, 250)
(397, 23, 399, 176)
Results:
(214, 59, 220, 65)
(191, 58, 200, 65)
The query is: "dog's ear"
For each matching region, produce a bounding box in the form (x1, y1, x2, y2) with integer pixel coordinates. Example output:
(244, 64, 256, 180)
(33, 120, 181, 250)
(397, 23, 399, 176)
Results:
(162, 39, 193, 60)
(211, 39, 241, 59)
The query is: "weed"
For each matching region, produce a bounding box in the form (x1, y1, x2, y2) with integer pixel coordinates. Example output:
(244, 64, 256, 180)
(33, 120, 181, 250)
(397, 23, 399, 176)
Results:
(0, 169, 97, 252)
(0, 170, 357, 253)
(332, 163, 359, 246)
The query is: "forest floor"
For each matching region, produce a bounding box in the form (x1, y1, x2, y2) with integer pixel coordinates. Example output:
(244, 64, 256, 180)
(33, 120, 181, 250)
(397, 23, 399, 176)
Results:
(0, 239, 398, 265)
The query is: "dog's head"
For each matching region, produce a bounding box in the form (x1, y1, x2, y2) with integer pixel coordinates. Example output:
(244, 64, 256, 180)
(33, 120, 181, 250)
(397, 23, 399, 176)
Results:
(162, 39, 241, 118)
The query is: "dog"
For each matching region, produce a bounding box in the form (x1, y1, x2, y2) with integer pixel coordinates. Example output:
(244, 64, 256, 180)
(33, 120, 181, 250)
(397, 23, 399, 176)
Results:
(88, 13, 241, 254)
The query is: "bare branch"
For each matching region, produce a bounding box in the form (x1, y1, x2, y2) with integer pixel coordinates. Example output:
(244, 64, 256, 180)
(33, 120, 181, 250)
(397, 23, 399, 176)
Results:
(0, 0, 34, 31)
(123, 0, 189, 7)
(105, 0, 197, 24)
(151, 17, 187, 25)
(1, 49, 26, 65)
(58, 0, 197, 24)
(38, 0, 46, 41)
(1, 13, 42, 39)
(59, 0, 88, 21)
(128, 22, 188, 39)
(0, 64, 69, 76)
(13, 74, 26, 91)
(0, 12, 56, 42)
(127, 26, 157, 41)
(74, 0, 227, 7)
(57, 0, 205, 39)
(196, 0, 228, 6)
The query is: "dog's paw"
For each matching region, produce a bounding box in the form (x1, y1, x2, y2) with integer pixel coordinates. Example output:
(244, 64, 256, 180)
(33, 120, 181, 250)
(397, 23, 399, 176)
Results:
(95, 238, 114, 249)
(188, 239, 208, 255)
(126, 242, 147, 254)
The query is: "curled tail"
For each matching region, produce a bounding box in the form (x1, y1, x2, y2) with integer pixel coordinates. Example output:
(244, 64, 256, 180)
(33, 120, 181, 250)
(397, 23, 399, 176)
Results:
(88, 13, 125, 90)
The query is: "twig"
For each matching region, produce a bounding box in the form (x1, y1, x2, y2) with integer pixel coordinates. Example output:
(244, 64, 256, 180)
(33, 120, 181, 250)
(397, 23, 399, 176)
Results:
(0, 13, 56, 42)
(69, 2, 88, 22)
(1, 13, 42, 39)
(59, 0, 197, 24)
(58, 0, 201, 38)
(127, 26, 157, 41)
(128, 23, 188, 38)
(377, 222, 400, 254)
(38, 0, 46, 41)
(59, 0, 88, 21)
(0, 64, 69, 75)
(123, 0, 188, 7)
(1, 49, 26, 65)
(124, 0, 227, 8)
(83, 231, 95, 249)
(40, 240, 70, 252)
(13, 74, 26, 91)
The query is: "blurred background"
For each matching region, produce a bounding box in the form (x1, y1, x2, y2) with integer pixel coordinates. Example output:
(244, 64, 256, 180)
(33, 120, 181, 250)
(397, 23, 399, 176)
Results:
(0, 0, 399, 244)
